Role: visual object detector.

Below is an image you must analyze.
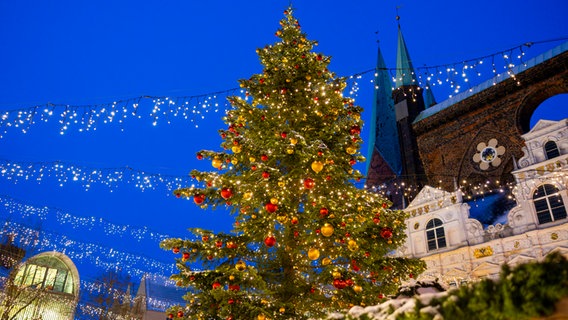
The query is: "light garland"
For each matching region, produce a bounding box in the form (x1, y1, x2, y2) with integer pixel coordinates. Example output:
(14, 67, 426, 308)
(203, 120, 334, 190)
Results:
(0, 40, 563, 138)
(0, 159, 190, 192)
(0, 195, 175, 242)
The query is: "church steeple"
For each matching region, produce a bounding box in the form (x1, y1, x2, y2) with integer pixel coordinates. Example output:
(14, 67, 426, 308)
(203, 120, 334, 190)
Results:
(424, 80, 437, 108)
(391, 14, 427, 192)
(395, 20, 417, 88)
(366, 42, 402, 181)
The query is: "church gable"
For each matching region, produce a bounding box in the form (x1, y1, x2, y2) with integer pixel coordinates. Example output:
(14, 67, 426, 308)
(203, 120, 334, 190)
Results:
(529, 119, 559, 134)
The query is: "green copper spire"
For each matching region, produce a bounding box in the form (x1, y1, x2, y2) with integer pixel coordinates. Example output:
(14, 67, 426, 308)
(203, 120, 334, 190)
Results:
(366, 43, 402, 177)
(395, 22, 417, 88)
(424, 80, 437, 108)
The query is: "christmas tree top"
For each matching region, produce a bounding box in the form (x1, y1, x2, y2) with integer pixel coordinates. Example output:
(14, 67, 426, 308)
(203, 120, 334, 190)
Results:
(162, 8, 425, 320)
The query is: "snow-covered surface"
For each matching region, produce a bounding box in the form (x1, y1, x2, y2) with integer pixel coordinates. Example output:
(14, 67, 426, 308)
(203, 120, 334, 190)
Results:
(325, 291, 449, 320)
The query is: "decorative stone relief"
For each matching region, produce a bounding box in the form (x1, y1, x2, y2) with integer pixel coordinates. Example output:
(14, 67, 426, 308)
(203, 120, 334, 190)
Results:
(473, 246, 494, 258)
(472, 138, 506, 170)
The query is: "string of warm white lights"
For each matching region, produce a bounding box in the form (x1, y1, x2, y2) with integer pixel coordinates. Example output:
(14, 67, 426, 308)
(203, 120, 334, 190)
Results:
(1, 219, 176, 278)
(1, 39, 564, 137)
(0, 195, 176, 242)
(2, 157, 565, 199)
(0, 158, 190, 192)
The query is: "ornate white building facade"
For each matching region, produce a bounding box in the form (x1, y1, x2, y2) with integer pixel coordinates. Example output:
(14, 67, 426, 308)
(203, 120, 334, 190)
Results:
(400, 118, 568, 286)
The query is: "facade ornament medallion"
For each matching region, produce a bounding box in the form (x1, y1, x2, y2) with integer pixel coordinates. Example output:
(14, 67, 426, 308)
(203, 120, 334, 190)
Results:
(473, 138, 506, 170)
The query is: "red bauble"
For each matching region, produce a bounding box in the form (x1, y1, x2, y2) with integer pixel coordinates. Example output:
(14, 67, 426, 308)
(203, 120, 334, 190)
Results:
(291, 217, 299, 225)
(177, 311, 184, 318)
(229, 284, 240, 291)
(382, 202, 388, 208)
(167, 313, 174, 319)
(351, 260, 360, 272)
(319, 207, 329, 216)
(316, 54, 323, 61)
(281, 132, 287, 138)
(182, 252, 190, 260)
(251, 165, 257, 171)
(373, 216, 380, 224)
(333, 279, 347, 289)
(261, 154, 269, 161)
(262, 171, 270, 179)
(378, 293, 385, 299)
(350, 126, 361, 135)
(345, 278, 354, 287)
(304, 178, 315, 189)
(264, 235, 276, 247)
(228, 298, 235, 305)
(202, 235, 209, 242)
(197, 153, 204, 160)
(212, 282, 222, 290)
(294, 230, 299, 237)
(380, 227, 393, 239)
(172, 247, 180, 254)
(265, 203, 278, 213)
(193, 194, 205, 205)
(175, 192, 181, 198)
(349, 158, 356, 166)
(215, 240, 223, 248)
(226, 242, 238, 249)
(220, 188, 233, 200)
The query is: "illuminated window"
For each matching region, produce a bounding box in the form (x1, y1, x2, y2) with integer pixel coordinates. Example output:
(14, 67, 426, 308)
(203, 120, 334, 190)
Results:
(15, 256, 74, 295)
(426, 218, 446, 251)
(544, 141, 560, 160)
(533, 184, 567, 224)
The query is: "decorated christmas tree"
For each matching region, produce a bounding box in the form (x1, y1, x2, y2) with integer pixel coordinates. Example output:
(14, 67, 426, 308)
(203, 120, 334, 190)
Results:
(161, 8, 425, 320)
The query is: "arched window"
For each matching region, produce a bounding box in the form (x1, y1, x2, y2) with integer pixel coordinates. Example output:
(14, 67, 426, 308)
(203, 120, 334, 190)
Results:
(14, 255, 75, 294)
(544, 141, 560, 160)
(426, 218, 446, 251)
(533, 184, 567, 224)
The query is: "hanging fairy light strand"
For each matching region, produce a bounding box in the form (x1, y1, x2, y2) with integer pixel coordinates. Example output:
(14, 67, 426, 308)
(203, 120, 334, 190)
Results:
(0, 39, 564, 138)
(0, 158, 191, 192)
(0, 194, 178, 242)
(1, 157, 566, 202)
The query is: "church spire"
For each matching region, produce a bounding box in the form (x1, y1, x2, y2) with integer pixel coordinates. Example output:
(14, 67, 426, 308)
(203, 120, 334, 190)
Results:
(395, 16, 417, 88)
(366, 41, 402, 177)
(424, 80, 437, 108)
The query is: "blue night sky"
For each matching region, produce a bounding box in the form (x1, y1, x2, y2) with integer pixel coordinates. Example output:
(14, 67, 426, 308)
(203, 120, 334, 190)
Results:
(0, 1, 567, 286)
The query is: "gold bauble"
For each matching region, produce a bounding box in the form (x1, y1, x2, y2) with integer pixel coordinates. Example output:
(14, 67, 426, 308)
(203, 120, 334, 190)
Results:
(278, 181, 285, 187)
(235, 260, 246, 271)
(353, 285, 363, 293)
(249, 156, 256, 162)
(290, 138, 298, 145)
(332, 270, 342, 279)
(346, 146, 356, 155)
(307, 248, 320, 260)
(270, 198, 279, 204)
(348, 239, 358, 251)
(287, 148, 295, 154)
(243, 192, 252, 200)
(257, 315, 266, 320)
(231, 158, 238, 165)
(231, 145, 242, 153)
(279, 307, 285, 313)
(229, 275, 235, 281)
(306, 75, 312, 80)
(212, 158, 223, 169)
(321, 223, 334, 237)
(322, 257, 332, 266)
(276, 213, 288, 223)
(311, 161, 324, 173)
